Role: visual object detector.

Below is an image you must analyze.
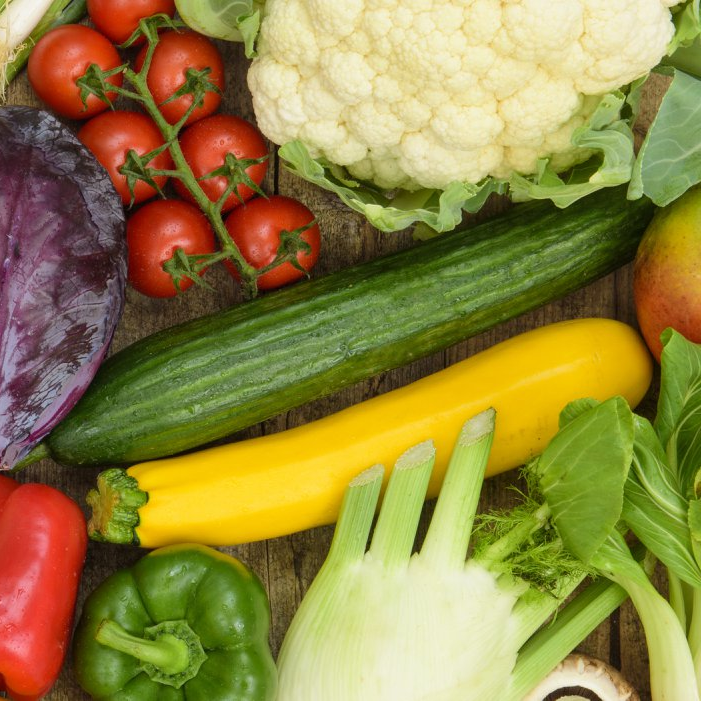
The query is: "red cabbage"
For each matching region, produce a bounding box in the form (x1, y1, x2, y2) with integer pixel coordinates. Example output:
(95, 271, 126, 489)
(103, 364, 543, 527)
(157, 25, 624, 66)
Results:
(0, 106, 126, 469)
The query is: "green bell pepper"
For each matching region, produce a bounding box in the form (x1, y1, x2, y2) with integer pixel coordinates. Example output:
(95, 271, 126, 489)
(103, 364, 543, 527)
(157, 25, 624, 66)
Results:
(72, 543, 278, 700)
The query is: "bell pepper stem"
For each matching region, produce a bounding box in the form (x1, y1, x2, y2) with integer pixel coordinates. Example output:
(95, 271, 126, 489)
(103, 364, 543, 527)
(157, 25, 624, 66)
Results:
(95, 618, 207, 688)
(96, 619, 190, 675)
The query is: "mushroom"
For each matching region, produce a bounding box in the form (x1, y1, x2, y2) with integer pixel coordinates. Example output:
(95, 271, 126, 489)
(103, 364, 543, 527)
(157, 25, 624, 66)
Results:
(523, 653, 640, 701)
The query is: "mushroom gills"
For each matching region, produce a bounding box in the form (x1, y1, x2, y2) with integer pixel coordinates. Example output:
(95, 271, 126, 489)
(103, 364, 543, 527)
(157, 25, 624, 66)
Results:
(523, 653, 640, 701)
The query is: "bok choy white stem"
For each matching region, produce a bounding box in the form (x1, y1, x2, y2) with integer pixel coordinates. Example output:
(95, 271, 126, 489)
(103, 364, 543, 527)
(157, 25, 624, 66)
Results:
(276, 409, 627, 701)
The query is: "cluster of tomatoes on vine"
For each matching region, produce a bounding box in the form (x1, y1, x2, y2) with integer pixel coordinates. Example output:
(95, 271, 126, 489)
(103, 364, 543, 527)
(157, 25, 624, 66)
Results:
(26, 0, 321, 298)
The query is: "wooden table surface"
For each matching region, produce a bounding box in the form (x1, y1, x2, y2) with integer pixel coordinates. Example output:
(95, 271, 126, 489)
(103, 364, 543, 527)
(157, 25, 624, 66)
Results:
(4, 35, 662, 701)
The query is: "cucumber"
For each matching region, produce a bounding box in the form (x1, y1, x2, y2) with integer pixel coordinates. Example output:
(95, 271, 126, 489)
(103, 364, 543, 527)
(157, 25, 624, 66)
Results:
(31, 188, 655, 467)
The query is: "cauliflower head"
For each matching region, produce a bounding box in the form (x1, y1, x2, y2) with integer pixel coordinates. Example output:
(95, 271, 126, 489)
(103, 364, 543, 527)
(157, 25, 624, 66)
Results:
(248, 0, 682, 191)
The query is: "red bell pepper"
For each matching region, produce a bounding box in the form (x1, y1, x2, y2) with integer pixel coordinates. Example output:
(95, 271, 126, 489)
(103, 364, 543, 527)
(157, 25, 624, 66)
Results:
(0, 475, 87, 700)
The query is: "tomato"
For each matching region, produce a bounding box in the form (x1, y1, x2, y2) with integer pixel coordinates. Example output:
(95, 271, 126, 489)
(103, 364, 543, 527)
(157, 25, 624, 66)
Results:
(175, 114, 269, 213)
(224, 196, 321, 291)
(78, 110, 173, 206)
(127, 199, 217, 298)
(87, 0, 176, 44)
(27, 24, 123, 120)
(135, 30, 224, 126)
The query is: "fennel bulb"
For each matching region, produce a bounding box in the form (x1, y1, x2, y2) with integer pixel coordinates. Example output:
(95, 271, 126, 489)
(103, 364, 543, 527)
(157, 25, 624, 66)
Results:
(276, 410, 626, 701)
(281, 557, 522, 700)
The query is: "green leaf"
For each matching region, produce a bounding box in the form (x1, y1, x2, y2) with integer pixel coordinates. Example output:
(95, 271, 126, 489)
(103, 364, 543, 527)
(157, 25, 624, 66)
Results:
(557, 398, 600, 429)
(622, 415, 701, 588)
(654, 329, 701, 494)
(629, 68, 701, 206)
(537, 397, 634, 564)
(688, 497, 701, 570)
(175, 0, 262, 57)
(278, 140, 507, 234)
(669, 0, 701, 54)
(666, 37, 701, 79)
(589, 530, 653, 591)
(508, 90, 636, 208)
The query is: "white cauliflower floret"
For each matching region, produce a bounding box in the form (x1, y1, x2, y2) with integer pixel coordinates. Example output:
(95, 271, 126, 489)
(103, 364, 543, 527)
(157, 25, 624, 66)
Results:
(495, 0, 585, 65)
(346, 101, 406, 149)
(248, 0, 682, 191)
(498, 73, 583, 147)
(307, 0, 364, 42)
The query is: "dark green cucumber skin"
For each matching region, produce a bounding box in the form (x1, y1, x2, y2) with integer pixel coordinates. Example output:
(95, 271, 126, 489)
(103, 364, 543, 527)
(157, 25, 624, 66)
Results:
(44, 188, 655, 466)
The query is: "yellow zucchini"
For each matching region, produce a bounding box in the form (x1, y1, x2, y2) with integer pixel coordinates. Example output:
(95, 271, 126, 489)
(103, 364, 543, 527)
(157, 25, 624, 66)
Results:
(88, 318, 653, 547)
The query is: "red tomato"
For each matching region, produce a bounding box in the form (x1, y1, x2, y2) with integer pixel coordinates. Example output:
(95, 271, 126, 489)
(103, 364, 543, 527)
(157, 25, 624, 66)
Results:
(224, 196, 321, 291)
(87, 0, 176, 44)
(175, 114, 269, 213)
(78, 110, 173, 206)
(127, 199, 216, 297)
(135, 30, 224, 126)
(27, 24, 123, 120)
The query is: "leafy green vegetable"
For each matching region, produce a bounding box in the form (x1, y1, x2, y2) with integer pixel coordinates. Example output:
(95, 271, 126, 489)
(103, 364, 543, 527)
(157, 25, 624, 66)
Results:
(670, 0, 701, 53)
(532, 330, 701, 700)
(537, 397, 634, 564)
(629, 68, 701, 206)
(174, 0, 261, 56)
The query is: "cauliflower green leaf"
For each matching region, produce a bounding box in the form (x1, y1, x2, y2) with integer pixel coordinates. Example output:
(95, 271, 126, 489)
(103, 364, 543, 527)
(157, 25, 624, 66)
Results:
(279, 141, 508, 233)
(629, 67, 701, 206)
(175, 0, 262, 56)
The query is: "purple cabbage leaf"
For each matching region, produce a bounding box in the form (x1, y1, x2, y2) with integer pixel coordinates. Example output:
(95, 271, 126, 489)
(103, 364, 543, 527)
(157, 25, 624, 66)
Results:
(0, 106, 126, 470)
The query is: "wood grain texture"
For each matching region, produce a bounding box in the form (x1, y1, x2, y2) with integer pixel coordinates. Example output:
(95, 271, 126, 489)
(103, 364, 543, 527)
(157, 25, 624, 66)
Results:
(3, 36, 662, 701)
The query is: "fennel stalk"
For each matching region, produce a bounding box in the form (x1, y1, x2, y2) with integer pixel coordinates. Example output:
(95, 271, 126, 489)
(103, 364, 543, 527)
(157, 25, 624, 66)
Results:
(276, 409, 626, 701)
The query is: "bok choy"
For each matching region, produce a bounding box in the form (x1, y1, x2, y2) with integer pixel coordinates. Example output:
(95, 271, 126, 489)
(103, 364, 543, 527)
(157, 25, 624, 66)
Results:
(276, 408, 629, 701)
(534, 395, 699, 701)
(532, 330, 701, 701)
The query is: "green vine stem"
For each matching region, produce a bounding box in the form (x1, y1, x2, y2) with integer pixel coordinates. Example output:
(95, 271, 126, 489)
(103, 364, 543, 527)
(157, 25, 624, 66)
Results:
(78, 15, 274, 297)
